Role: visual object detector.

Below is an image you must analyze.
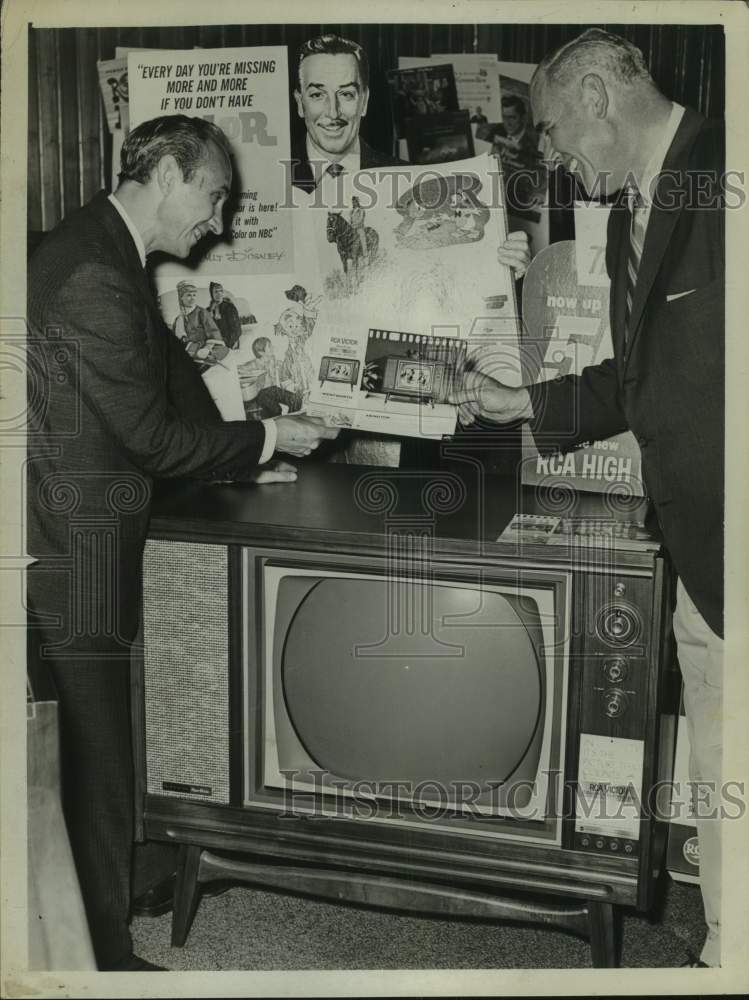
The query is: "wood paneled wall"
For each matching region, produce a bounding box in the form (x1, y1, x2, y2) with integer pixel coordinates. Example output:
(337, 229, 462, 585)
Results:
(28, 22, 725, 231)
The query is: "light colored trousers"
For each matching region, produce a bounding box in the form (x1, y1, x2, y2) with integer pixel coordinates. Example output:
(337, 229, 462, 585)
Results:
(672, 578, 723, 967)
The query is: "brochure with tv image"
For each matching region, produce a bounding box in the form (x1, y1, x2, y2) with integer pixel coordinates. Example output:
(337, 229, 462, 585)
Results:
(307, 325, 465, 439)
(304, 154, 522, 438)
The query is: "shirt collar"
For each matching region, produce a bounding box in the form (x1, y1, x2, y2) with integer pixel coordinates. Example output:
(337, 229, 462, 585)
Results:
(305, 134, 361, 185)
(108, 192, 147, 268)
(635, 101, 685, 206)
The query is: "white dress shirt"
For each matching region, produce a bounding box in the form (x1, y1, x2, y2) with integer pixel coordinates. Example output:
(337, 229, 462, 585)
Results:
(306, 134, 361, 206)
(632, 101, 685, 227)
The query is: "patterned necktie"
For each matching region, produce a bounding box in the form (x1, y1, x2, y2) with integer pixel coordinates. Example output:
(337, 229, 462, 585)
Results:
(624, 186, 647, 344)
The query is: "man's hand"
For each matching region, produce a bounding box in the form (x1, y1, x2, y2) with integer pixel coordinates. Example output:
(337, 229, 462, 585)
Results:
(448, 369, 534, 426)
(497, 230, 531, 278)
(248, 459, 298, 484)
(274, 414, 340, 457)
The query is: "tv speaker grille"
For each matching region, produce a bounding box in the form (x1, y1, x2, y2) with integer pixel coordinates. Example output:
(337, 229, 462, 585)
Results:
(142, 540, 230, 803)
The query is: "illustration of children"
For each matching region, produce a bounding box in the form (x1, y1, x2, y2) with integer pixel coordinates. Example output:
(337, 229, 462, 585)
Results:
(238, 335, 303, 419)
(274, 298, 317, 399)
(284, 284, 322, 319)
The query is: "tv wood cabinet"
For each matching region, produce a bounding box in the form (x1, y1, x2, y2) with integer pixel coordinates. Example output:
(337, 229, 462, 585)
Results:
(137, 462, 676, 968)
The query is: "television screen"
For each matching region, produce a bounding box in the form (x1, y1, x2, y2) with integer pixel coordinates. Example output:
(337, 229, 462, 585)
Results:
(329, 361, 355, 380)
(395, 361, 435, 393)
(258, 564, 566, 828)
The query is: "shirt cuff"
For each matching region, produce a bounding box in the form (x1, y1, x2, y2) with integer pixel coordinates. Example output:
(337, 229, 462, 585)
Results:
(259, 418, 277, 464)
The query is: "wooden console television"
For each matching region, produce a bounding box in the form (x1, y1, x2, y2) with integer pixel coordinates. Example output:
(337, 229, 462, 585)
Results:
(137, 462, 676, 967)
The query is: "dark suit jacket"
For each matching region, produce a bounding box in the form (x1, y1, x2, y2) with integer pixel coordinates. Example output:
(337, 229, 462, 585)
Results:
(290, 135, 404, 192)
(529, 108, 724, 635)
(27, 191, 267, 644)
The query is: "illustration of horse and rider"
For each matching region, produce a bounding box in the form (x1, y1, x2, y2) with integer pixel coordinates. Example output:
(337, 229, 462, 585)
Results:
(326, 195, 380, 291)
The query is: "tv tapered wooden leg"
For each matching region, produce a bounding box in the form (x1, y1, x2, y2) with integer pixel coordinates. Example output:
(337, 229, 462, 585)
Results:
(588, 900, 617, 967)
(171, 844, 201, 947)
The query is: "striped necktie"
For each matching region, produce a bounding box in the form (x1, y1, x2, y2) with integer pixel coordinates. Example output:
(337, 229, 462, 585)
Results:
(624, 186, 647, 344)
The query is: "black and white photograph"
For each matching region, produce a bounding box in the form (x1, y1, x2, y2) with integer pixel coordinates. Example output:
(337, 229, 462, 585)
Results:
(386, 63, 459, 138)
(2, 1, 747, 997)
(405, 109, 475, 165)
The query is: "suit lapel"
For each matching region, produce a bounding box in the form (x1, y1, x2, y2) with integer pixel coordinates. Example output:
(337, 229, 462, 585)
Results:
(91, 191, 169, 360)
(623, 109, 705, 365)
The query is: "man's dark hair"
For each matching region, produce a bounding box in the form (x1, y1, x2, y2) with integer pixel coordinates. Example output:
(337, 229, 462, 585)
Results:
(296, 34, 369, 91)
(501, 95, 526, 117)
(119, 115, 233, 185)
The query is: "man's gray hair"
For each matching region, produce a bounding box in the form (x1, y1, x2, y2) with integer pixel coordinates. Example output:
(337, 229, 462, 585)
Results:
(532, 28, 654, 94)
(119, 114, 232, 185)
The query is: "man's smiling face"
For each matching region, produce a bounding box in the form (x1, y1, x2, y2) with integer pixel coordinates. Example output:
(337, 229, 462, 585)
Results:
(531, 76, 623, 198)
(294, 53, 369, 159)
(157, 142, 231, 259)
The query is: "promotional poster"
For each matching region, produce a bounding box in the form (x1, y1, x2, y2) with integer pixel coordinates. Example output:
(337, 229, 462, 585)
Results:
(520, 202, 645, 496)
(128, 46, 293, 277)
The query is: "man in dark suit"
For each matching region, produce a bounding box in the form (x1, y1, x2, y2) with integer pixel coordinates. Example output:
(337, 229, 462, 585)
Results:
(26, 114, 338, 971)
(451, 29, 724, 968)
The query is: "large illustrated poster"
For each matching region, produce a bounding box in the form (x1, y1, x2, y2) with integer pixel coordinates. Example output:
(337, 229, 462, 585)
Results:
(520, 202, 644, 496)
(128, 46, 292, 278)
(303, 154, 522, 439)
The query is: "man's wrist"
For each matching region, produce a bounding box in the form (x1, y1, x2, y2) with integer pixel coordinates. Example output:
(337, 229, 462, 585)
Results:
(259, 418, 277, 464)
(518, 387, 534, 421)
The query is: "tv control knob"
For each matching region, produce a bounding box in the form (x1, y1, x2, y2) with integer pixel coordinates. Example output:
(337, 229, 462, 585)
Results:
(610, 613, 630, 639)
(602, 656, 628, 684)
(597, 604, 640, 645)
(603, 687, 629, 718)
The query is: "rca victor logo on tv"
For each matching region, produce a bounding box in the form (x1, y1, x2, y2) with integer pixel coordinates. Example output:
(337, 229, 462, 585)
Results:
(682, 836, 701, 867)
